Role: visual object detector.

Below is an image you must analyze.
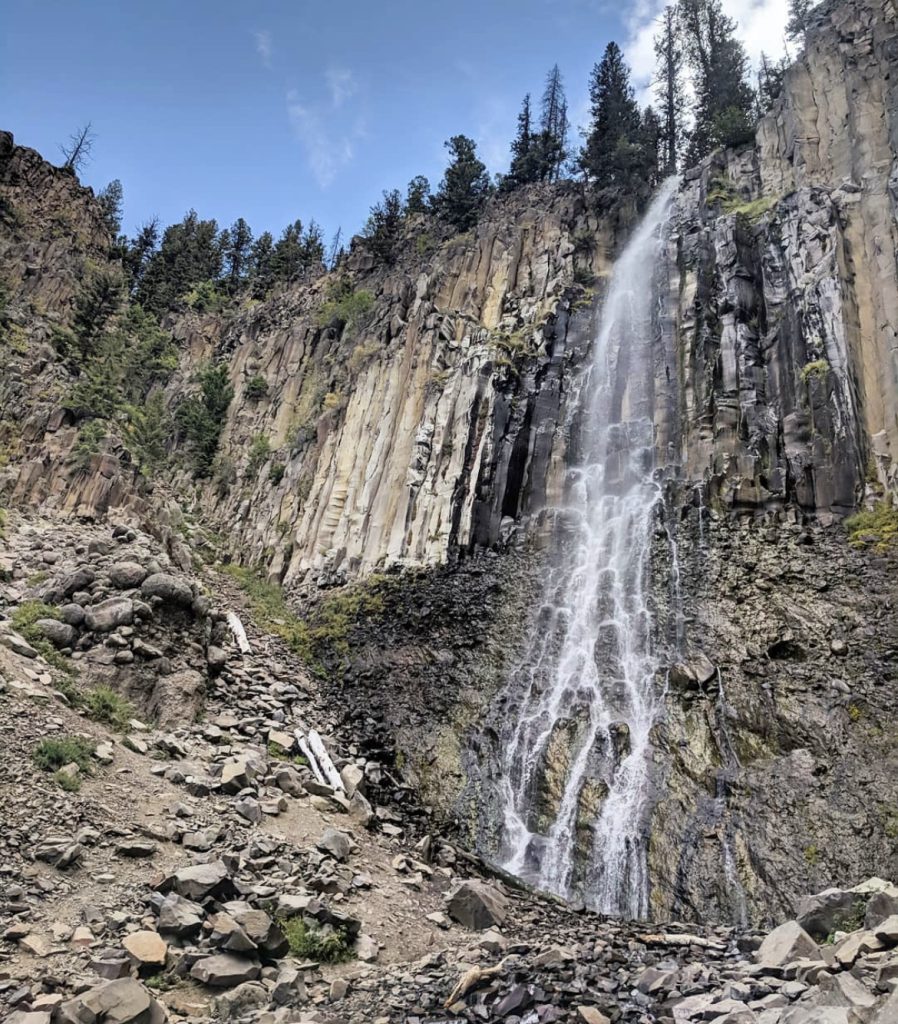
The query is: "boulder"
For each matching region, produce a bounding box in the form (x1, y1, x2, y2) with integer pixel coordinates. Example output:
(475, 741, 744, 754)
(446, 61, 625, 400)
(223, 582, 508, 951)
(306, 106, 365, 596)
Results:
(867, 891, 898, 929)
(122, 930, 167, 967)
(797, 888, 866, 941)
(210, 983, 268, 1020)
(85, 597, 133, 633)
(140, 573, 193, 607)
(59, 567, 96, 599)
(221, 758, 258, 793)
(447, 880, 509, 930)
(190, 953, 260, 987)
(316, 828, 353, 862)
(159, 860, 233, 901)
(756, 921, 821, 966)
(56, 978, 164, 1024)
(108, 563, 148, 589)
(155, 893, 203, 937)
(35, 619, 77, 648)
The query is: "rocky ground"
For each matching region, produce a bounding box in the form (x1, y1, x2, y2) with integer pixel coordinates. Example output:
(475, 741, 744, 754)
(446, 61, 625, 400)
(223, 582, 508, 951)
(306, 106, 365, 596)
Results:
(2, 509, 898, 1024)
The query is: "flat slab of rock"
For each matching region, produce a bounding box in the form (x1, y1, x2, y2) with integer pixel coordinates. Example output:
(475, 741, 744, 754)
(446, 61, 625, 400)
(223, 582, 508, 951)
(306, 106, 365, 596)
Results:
(756, 921, 821, 967)
(159, 859, 232, 901)
(190, 953, 260, 987)
(60, 978, 165, 1024)
(122, 930, 167, 966)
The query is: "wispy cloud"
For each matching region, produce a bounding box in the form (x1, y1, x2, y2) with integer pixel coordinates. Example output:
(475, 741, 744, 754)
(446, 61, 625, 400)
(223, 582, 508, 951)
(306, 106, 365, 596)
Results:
(325, 67, 357, 107)
(254, 30, 272, 68)
(287, 68, 366, 188)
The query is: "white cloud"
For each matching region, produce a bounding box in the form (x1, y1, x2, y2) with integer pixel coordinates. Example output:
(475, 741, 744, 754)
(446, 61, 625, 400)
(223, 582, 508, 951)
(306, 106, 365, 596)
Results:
(254, 30, 272, 68)
(623, 0, 791, 104)
(325, 67, 358, 107)
(287, 71, 366, 188)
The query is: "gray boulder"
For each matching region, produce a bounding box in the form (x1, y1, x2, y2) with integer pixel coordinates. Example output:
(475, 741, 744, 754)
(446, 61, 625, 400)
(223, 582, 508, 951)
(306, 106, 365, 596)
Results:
(59, 567, 96, 599)
(35, 619, 77, 648)
(159, 859, 233, 901)
(85, 597, 133, 633)
(447, 880, 509, 930)
(756, 920, 822, 966)
(109, 562, 149, 589)
(316, 828, 353, 862)
(56, 978, 164, 1024)
(190, 953, 260, 987)
(155, 892, 203, 937)
(141, 573, 193, 607)
(797, 887, 866, 941)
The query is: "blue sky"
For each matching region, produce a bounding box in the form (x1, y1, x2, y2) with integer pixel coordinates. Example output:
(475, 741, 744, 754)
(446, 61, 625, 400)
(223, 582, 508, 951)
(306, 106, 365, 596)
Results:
(2, 0, 787, 244)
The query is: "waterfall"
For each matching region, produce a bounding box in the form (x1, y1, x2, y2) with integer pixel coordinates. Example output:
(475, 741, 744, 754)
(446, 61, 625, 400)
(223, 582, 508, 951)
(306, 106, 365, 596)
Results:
(494, 180, 679, 918)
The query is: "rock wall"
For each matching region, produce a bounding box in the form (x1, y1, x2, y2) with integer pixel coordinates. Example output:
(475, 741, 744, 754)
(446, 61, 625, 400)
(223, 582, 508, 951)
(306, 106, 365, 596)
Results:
(667, 0, 898, 511)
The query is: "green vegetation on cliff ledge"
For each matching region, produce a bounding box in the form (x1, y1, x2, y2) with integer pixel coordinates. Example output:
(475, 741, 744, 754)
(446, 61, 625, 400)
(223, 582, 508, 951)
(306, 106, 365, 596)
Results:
(174, 362, 234, 476)
(316, 278, 374, 333)
(845, 499, 898, 553)
(220, 564, 389, 673)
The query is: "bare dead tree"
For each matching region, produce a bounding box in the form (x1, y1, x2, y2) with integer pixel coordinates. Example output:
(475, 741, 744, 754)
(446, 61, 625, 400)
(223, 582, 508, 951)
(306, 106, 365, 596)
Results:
(61, 123, 95, 173)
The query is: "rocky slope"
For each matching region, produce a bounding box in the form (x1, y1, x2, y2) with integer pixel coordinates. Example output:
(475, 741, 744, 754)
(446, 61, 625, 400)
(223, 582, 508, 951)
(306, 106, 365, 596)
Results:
(3, 511, 898, 1024)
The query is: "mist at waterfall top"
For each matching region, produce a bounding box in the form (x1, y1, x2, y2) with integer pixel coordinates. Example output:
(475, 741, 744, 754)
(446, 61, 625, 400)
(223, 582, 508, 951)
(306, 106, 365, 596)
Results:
(2, 0, 789, 241)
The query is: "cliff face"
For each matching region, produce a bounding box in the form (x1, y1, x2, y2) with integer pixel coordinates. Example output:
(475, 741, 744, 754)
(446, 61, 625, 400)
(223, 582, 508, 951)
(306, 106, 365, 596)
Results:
(165, 189, 614, 584)
(668, 0, 898, 512)
(2, 0, 898, 929)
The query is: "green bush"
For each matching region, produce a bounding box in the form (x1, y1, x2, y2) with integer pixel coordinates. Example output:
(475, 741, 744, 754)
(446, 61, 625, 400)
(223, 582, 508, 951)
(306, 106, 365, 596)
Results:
(183, 280, 226, 313)
(11, 601, 61, 643)
(54, 769, 81, 792)
(83, 686, 133, 730)
(33, 735, 95, 773)
(845, 499, 898, 553)
(70, 421, 107, 470)
(268, 462, 286, 485)
(245, 375, 269, 401)
(246, 435, 272, 477)
(279, 918, 355, 963)
(316, 279, 374, 333)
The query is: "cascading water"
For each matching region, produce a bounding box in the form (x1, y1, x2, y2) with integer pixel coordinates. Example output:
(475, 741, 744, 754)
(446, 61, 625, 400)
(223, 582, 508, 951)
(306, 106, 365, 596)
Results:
(494, 179, 679, 918)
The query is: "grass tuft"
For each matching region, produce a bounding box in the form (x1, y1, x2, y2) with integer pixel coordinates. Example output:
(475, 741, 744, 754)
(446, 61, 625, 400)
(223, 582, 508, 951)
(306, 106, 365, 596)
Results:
(33, 735, 95, 773)
(279, 918, 355, 963)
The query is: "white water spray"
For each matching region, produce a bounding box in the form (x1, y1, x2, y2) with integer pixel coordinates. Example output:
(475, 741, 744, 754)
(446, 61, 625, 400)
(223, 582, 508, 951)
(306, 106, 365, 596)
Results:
(496, 180, 678, 917)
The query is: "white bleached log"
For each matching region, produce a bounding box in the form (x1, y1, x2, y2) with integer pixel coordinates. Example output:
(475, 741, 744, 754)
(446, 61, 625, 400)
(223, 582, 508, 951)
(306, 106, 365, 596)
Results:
(226, 612, 252, 654)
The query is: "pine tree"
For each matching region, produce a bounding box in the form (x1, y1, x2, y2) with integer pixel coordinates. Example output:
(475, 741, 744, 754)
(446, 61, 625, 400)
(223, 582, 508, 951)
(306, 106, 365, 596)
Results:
(136, 211, 222, 314)
(363, 189, 404, 262)
(326, 227, 344, 269)
(787, 0, 815, 40)
(581, 42, 642, 188)
(758, 52, 789, 112)
(250, 231, 274, 296)
(638, 106, 663, 189)
(433, 136, 491, 231)
(405, 176, 431, 214)
(679, 0, 757, 164)
(96, 180, 124, 236)
(123, 218, 159, 293)
(300, 220, 325, 267)
(271, 220, 304, 282)
(222, 218, 254, 292)
(654, 6, 686, 176)
(502, 94, 539, 191)
(537, 66, 569, 181)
